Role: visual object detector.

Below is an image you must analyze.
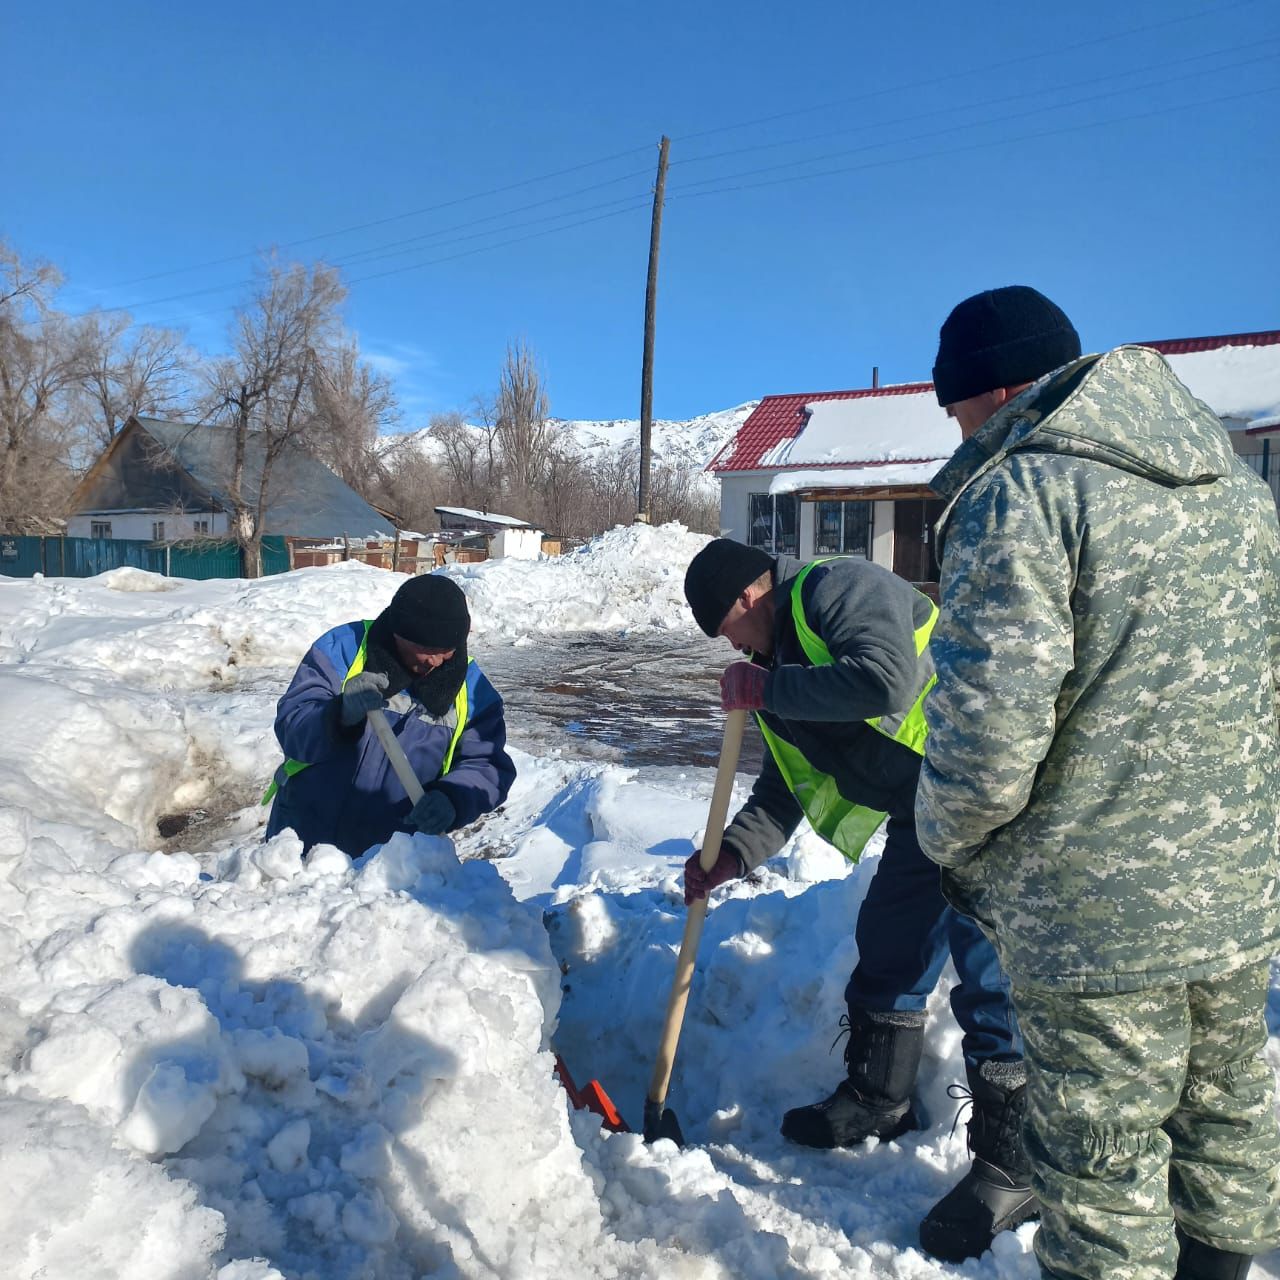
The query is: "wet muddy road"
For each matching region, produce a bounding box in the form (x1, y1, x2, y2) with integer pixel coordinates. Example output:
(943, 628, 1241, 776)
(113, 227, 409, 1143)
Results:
(473, 631, 766, 773)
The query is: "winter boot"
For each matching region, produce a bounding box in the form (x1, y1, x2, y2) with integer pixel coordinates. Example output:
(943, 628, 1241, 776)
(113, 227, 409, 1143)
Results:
(780, 1009, 924, 1149)
(918, 1060, 1038, 1263)
(1175, 1227, 1253, 1280)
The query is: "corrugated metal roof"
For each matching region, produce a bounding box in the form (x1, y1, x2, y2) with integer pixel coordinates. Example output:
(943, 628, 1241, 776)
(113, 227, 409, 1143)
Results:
(711, 332, 1280, 474)
(135, 418, 390, 540)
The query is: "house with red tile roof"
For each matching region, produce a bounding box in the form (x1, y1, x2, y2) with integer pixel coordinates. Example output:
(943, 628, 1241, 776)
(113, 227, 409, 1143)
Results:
(707, 331, 1280, 590)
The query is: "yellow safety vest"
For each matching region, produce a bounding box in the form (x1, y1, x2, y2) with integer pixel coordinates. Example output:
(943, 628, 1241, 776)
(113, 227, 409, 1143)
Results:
(755, 560, 937, 861)
(262, 620, 471, 805)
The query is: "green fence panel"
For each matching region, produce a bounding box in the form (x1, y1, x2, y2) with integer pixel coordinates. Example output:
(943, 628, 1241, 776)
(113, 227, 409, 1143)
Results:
(57, 537, 165, 577)
(261, 536, 290, 576)
(167, 541, 245, 580)
(0, 536, 45, 577)
(3, 535, 293, 581)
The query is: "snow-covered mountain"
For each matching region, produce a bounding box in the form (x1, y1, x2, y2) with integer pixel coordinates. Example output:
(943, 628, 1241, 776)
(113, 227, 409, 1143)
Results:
(382, 402, 756, 488)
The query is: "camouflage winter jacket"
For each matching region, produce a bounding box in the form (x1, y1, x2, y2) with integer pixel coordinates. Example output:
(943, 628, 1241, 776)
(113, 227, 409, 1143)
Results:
(916, 345, 1280, 993)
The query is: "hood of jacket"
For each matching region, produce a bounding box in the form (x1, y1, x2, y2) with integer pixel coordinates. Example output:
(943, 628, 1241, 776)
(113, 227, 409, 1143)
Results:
(931, 345, 1236, 548)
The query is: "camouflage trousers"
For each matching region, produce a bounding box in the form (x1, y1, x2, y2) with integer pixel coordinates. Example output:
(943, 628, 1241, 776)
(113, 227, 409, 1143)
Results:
(1014, 960, 1280, 1280)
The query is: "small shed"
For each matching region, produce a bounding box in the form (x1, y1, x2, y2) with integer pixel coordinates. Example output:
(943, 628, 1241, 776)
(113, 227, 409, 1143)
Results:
(433, 506, 544, 560)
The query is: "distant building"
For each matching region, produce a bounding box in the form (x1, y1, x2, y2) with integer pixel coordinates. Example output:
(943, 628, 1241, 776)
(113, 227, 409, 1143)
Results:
(434, 506, 544, 560)
(68, 416, 394, 545)
(709, 331, 1280, 590)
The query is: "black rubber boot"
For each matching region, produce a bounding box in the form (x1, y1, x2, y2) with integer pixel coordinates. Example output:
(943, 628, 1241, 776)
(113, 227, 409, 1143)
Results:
(1175, 1227, 1253, 1280)
(918, 1063, 1038, 1263)
(780, 1009, 924, 1149)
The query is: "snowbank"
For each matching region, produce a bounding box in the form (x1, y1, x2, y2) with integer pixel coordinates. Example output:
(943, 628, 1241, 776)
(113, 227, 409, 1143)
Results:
(1, 539, 1276, 1279)
(444, 521, 710, 642)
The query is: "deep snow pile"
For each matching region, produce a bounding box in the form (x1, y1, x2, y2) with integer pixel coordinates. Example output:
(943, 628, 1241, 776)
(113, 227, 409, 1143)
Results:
(0, 527, 1276, 1280)
(442, 521, 711, 642)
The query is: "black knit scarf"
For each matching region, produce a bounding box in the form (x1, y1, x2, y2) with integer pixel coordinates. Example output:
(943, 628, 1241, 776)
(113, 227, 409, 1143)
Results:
(365, 617, 468, 718)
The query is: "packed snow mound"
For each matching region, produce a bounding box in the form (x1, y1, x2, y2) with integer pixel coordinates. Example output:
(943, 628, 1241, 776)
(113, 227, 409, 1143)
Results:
(444, 521, 711, 641)
(2, 823, 697, 1278)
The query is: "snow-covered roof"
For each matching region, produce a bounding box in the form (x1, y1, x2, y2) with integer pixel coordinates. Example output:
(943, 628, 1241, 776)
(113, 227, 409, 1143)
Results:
(782, 394, 955, 468)
(711, 331, 1280, 478)
(769, 461, 942, 495)
(435, 506, 536, 529)
(1158, 336, 1280, 426)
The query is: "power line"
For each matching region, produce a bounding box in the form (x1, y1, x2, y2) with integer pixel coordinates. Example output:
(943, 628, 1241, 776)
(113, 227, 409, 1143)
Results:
(667, 50, 1279, 195)
(320, 172, 655, 269)
(671, 0, 1261, 143)
(668, 82, 1280, 203)
(670, 34, 1278, 170)
(99, 141, 658, 290)
(142, 200, 655, 330)
(81, 180, 656, 316)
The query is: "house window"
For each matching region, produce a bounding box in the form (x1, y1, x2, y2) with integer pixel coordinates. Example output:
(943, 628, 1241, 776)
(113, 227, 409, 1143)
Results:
(90, 521, 112, 539)
(152, 521, 165, 541)
(747, 493, 799, 556)
(814, 500, 873, 557)
(193, 519, 210, 535)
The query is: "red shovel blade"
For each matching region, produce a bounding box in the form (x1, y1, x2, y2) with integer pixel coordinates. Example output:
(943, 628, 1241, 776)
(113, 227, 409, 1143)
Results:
(554, 1054, 630, 1133)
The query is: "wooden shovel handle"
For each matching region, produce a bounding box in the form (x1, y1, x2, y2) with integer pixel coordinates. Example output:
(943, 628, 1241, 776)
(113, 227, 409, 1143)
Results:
(646, 707, 747, 1107)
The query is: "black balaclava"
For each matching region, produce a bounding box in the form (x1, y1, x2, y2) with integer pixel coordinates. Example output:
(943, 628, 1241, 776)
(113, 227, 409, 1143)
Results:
(366, 574, 470, 717)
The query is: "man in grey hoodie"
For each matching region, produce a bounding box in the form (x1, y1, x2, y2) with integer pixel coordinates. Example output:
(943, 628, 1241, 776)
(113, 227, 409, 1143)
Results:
(917, 286, 1280, 1280)
(683, 538, 1029, 1262)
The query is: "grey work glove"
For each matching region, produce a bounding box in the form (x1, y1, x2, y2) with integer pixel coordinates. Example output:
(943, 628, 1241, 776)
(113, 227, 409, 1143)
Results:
(338, 671, 389, 726)
(408, 789, 456, 835)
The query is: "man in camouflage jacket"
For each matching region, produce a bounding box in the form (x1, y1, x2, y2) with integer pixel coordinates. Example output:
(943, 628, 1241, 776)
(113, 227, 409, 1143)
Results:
(915, 285, 1280, 1280)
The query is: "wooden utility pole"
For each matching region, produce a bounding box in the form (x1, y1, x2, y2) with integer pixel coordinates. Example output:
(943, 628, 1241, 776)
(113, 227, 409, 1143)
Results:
(636, 135, 670, 524)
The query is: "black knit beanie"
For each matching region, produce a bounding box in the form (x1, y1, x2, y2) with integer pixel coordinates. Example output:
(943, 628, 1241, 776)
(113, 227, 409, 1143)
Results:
(378, 573, 470, 650)
(932, 286, 1081, 407)
(684, 539, 774, 637)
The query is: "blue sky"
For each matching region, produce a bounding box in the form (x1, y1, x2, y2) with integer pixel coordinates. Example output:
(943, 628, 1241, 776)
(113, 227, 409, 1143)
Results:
(7, 0, 1278, 423)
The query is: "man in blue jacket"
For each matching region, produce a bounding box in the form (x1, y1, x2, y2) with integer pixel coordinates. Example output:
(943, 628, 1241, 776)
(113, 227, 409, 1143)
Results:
(265, 573, 516, 858)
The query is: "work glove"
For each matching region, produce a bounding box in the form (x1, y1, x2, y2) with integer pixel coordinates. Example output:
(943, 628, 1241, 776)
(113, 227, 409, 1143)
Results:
(337, 671, 389, 726)
(683, 845, 743, 906)
(408, 789, 456, 835)
(720, 661, 768, 712)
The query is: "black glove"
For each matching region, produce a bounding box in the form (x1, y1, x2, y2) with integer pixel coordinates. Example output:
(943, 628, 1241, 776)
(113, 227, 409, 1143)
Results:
(408, 790, 456, 835)
(338, 671, 389, 726)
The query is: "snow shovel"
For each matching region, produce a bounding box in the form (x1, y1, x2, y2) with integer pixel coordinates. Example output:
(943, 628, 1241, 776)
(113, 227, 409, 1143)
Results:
(368, 706, 631, 1132)
(643, 707, 747, 1146)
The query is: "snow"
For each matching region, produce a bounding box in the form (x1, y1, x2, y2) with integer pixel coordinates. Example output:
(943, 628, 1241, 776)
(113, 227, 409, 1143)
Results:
(770, 462, 942, 496)
(1164, 341, 1280, 427)
(439, 521, 713, 643)
(436, 506, 535, 528)
(778, 393, 957, 468)
(385, 404, 756, 498)
(0, 520, 1276, 1279)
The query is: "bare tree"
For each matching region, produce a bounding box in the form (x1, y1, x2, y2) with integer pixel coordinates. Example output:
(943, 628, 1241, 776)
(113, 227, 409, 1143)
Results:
(0, 243, 87, 533)
(77, 314, 192, 449)
(494, 339, 551, 505)
(375, 436, 449, 534)
(429, 409, 500, 511)
(207, 260, 345, 576)
(310, 339, 400, 495)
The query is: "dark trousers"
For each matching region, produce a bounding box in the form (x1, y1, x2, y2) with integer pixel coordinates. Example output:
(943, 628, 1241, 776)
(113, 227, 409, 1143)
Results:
(844, 815, 1022, 1071)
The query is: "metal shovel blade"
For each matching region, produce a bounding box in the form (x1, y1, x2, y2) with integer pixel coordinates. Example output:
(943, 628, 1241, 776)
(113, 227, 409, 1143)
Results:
(642, 1098, 686, 1147)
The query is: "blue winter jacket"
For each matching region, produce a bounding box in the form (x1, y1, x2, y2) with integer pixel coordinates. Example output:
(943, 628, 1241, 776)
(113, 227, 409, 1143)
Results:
(264, 620, 516, 857)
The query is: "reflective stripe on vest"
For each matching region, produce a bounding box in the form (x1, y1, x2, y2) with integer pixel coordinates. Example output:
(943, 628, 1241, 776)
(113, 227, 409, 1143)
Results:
(262, 620, 471, 804)
(755, 560, 938, 861)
